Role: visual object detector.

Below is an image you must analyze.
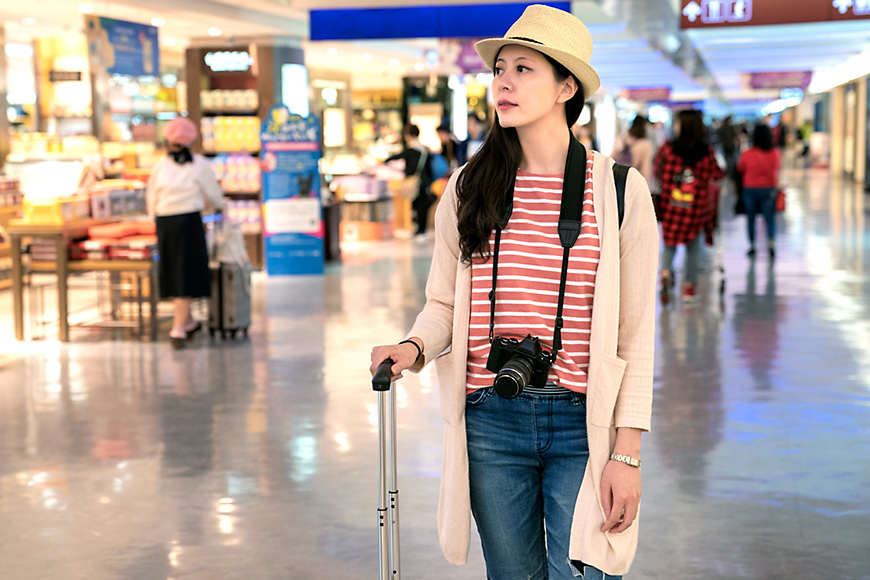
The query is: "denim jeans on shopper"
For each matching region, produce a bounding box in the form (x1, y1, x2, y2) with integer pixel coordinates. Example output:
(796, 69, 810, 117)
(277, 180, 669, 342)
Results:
(465, 387, 622, 580)
(661, 234, 703, 287)
(742, 186, 776, 248)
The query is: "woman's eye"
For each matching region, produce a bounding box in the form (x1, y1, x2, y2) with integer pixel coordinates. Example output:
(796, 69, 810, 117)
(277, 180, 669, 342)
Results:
(517, 65, 529, 73)
(494, 66, 504, 75)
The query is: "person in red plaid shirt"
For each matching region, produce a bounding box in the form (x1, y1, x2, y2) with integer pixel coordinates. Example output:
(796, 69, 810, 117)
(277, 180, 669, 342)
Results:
(654, 110, 724, 303)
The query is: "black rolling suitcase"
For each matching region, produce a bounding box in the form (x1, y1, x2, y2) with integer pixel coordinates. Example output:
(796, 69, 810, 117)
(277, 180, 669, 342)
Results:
(208, 260, 252, 339)
(372, 360, 402, 579)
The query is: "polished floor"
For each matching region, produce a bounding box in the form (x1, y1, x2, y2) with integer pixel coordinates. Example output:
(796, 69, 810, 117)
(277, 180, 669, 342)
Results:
(1, 162, 869, 580)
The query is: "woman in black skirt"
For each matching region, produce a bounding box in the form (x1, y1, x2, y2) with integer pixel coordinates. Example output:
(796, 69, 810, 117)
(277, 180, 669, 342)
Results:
(146, 117, 223, 348)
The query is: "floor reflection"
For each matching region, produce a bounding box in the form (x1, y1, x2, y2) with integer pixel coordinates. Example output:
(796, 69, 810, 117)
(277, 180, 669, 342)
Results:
(0, 167, 868, 579)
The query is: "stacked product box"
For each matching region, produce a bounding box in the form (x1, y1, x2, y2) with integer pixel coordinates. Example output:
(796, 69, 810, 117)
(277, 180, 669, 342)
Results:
(224, 199, 262, 234)
(200, 89, 258, 112)
(68, 221, 157, 261)
(0, 253, 10, 284)
(209, 154, 261, 193)
(0, 177, 22, 207)
(88, 181, 147, 218)
(201, 117, 260, 153)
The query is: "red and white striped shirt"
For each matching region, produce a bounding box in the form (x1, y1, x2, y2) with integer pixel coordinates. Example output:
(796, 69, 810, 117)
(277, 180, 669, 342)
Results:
(466, 152, 599, 393)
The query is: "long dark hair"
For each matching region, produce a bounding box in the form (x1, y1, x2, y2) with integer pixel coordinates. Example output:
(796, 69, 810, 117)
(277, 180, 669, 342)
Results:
(672, 109, 708, 167)
(628, 115, 648, 140)
(752, 123, 774, 151)
(456, 51, 585, 263)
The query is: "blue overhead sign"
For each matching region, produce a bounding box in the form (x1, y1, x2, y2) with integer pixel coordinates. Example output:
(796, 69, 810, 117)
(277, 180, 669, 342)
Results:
(309, 2, 571, 40)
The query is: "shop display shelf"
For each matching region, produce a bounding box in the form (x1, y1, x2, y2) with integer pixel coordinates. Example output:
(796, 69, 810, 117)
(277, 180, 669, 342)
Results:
(223, 190, 261, 197)
(204, 151, 260, 156)
(202, 110, 259, 116)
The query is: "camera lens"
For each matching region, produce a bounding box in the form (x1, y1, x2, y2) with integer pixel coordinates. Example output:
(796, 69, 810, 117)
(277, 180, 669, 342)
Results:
(494, 356, 535, 399)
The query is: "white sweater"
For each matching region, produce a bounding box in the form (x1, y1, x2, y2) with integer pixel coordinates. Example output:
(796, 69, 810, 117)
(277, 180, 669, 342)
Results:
(146, 154, 223, 218)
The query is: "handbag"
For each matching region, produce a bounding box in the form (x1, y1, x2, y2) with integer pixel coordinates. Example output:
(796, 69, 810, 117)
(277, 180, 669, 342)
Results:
(775, 188, 785, 212)
(395, 148, 428, 200)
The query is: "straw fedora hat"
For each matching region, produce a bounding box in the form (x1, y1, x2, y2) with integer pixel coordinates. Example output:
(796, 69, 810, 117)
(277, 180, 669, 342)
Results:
(475, 4, 600, 98)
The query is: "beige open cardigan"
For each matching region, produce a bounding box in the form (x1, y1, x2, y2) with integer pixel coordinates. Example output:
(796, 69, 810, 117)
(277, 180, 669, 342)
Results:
(406, 153, 659, 575)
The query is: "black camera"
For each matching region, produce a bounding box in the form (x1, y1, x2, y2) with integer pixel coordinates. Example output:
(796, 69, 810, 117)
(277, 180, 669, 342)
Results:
(486, 335, 552, 399)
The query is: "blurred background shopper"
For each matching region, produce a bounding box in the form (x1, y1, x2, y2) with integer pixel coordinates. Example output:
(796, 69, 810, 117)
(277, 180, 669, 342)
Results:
(654, 109, 725, 303)
(738, 123, 781, 259)
(147, 117, 223, 348)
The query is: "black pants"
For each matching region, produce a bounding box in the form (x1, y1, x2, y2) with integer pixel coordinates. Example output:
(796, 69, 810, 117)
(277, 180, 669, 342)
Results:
(413, 190, 433, 234)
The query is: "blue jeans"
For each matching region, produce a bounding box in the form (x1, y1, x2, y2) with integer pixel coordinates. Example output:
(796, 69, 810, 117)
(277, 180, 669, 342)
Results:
(661, 234, 703, 287)
(742, 187, 776, 247)
(465, 388, 622, 580)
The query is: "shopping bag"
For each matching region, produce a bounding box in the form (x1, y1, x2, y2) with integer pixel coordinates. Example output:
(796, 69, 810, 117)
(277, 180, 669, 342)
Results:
(394, 174, 420, 200)
(214, 223, 250, 266)
(774, 189, 786, 212)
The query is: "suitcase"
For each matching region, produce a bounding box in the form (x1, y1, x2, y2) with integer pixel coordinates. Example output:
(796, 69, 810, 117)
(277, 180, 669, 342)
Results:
(372, 360, 402, 580)
(208, 261, 252, 339)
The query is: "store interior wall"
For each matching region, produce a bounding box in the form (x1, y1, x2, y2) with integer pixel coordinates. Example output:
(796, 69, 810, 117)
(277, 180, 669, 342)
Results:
(0, 25, 9, 165)
(855, 78, 867, 185)
(830, 85, 845, 176)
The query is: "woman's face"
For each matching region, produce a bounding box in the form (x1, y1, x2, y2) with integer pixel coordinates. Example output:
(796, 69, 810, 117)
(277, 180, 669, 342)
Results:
(491, 45, 576, 133)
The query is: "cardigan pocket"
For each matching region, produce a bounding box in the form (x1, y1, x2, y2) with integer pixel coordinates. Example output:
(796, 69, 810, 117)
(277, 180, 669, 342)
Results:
(586, 352, 628, 427)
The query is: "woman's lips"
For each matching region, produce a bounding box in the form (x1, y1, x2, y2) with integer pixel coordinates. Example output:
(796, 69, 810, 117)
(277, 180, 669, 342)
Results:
(497, 100, 516, 111)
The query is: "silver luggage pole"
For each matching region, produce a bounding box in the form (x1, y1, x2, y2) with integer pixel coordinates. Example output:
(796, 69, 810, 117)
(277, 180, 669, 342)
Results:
(372, 359, 401, 580)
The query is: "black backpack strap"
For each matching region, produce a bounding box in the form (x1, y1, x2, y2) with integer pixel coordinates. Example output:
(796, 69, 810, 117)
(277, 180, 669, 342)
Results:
(557, 135, 587, 248)
(612, 162, 629, 229)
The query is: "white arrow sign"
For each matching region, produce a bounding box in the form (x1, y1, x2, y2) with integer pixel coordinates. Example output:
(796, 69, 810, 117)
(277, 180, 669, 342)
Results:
(683, 1, 702, 21)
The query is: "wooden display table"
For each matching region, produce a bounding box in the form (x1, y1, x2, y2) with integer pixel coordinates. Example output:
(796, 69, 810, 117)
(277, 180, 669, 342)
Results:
(7, 218, 158, 341)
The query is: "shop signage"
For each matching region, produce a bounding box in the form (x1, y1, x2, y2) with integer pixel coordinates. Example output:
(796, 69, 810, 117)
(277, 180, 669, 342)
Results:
(745, 71, 813, 90)
(440, 38, 489, 74)
(205, 51, 253, 73)
(625, 88, 671, 101)
(260, 106, 324, 276)
(310, 2, 570, 40)
(49, 70, 83, 82)
(84, 15, 159, 77)
(680, 0, 870, 28)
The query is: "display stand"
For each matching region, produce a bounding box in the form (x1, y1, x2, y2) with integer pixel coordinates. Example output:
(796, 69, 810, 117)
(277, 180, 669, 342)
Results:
(7, 218, 158, 341)
(260, 107, 324, 275)
(185, 41, 306, 271)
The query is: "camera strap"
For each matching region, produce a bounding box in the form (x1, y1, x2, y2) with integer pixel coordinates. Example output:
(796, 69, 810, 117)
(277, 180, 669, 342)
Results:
(488, 136, 629, 359)
(488, 135, 587, 360)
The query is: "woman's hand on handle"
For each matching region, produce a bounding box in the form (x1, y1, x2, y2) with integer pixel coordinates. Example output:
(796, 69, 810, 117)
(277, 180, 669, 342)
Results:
(370, 338, 423, 381)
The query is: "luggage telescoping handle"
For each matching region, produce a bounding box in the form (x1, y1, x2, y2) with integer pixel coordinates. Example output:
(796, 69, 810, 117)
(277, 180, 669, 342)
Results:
(372, 359, 401, 580)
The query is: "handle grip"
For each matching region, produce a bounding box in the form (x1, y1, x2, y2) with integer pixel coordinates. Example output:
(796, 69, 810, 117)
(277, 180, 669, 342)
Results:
(372, 359, 395, 391)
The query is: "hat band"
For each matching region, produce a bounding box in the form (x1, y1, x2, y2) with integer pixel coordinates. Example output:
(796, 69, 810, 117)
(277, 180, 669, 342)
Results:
(508, 36, 544, 45)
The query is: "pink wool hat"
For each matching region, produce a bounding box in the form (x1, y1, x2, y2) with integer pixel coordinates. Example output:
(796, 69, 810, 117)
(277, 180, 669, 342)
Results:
(164, 117, 198, 147)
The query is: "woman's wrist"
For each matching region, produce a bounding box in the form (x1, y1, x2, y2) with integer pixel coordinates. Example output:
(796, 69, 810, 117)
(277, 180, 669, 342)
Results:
(399, 338, 423, 362)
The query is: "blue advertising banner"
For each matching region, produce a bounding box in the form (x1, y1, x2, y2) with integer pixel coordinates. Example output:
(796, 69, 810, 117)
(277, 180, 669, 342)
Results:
(260, 106, 324, 276)
(310, 2, 571, 40)
(85, 15, 159, 77)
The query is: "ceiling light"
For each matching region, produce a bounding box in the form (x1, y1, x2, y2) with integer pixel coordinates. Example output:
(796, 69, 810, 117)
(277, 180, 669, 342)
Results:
(21, 17, 37, 26)
(208, 28, 222, 37)
(414, 63, 425, 72)
(361, 53, 372, 63)
(78, 4, 95, 14)
(390, 59, 400, 67)
(151, 17, 165, 27)
(327, 48, 337, 57)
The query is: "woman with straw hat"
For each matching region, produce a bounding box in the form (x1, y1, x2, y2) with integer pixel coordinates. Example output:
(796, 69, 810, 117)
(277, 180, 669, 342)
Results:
(147, 117, 223, 349)
(371, 5, 658, 578)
